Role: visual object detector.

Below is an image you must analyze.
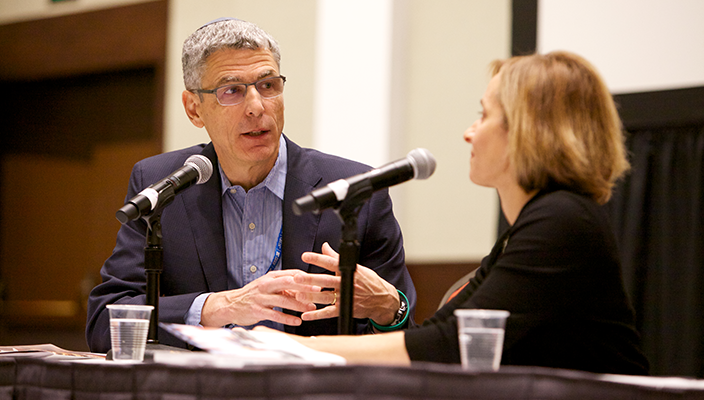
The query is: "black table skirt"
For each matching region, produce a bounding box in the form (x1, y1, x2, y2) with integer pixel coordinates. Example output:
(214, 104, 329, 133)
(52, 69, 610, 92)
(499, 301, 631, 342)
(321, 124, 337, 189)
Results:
(2, 357, 704, 400)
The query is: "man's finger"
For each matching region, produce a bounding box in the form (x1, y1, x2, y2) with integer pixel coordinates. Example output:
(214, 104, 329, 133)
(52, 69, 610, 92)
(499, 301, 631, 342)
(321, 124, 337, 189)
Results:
(301, 252, 340, 273)
(295, 289, 338, 305)
(261, 274, 322, 295)
(321, 242, 340, 259)
(271, 293, 318, 313)
(300, 306, 338, 321)
(266, 269, 309, 277)
(252, 305, 304, 326)
(293, 272, 340, 288)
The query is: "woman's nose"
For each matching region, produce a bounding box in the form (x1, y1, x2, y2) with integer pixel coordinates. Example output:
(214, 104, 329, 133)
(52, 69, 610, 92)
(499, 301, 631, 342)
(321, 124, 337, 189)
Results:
(463, 123, 477, 143)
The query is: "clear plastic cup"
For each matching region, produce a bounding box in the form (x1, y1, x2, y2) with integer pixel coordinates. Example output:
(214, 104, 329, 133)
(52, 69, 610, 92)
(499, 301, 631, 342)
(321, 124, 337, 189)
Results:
(454, 309, 510, 371)
(107, 304, 153, 362)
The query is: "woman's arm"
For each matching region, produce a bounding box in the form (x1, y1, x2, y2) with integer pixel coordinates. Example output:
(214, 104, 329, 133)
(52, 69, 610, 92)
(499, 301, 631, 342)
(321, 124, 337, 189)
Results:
(293, 331, 411, 365)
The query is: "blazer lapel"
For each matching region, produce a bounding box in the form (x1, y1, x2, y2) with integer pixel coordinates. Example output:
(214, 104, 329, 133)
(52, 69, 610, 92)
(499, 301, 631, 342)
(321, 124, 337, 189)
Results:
(180, 138, 323, 291)
(282, 136, 323, 273)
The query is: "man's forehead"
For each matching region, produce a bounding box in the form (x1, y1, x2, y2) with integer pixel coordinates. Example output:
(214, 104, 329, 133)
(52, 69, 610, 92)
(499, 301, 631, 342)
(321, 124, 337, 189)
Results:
(202, 48, 278, 85)
(205, 47, 276, 66)
(205, 47, 277, 69)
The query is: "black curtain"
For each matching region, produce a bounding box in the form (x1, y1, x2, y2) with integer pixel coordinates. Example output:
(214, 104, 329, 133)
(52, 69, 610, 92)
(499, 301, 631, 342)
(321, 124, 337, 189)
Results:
(608, 124, 704, 377)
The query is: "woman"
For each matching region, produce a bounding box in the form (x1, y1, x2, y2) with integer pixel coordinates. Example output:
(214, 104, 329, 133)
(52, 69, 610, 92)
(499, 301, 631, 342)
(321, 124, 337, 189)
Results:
(283, 51, 649, 375)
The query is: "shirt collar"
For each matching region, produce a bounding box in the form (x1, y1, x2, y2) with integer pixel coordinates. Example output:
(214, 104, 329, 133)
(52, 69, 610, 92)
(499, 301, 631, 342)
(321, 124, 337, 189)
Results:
(218, 135, 287, 200)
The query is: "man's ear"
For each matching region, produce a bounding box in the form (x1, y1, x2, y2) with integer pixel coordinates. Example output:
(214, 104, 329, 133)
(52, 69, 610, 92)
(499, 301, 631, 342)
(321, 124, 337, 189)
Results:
(182, 90, 205, 128)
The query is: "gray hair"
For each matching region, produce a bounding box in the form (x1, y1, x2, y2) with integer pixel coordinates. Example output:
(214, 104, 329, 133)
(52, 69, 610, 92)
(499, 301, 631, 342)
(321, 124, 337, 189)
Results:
(182, 18, 281, 90)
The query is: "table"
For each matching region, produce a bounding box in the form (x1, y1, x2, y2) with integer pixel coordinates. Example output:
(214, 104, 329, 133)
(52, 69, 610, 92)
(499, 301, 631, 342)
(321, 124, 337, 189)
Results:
(3, 355, 704, 399)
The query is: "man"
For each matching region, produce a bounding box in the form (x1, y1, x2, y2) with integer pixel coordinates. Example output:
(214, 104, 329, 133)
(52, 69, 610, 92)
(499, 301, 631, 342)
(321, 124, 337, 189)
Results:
(85, 18, 416, 352)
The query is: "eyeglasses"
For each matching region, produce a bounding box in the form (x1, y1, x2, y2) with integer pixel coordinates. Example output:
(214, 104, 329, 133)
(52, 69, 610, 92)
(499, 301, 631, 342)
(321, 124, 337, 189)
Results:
(190, 75, 286, 106)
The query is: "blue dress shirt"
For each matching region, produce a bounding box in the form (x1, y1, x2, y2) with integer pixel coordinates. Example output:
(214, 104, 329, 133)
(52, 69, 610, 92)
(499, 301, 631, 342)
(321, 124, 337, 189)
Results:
(186, 136, 287, 329)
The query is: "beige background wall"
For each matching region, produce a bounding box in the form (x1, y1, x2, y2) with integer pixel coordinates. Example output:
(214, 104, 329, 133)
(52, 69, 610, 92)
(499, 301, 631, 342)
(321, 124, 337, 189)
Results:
(399, 1, 508, 261)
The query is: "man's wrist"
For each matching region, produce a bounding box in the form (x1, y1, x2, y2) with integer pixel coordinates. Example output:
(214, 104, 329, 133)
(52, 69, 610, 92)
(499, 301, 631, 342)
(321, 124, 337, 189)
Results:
(370, 289, 400, 325)
(200, 291, 229, 327)
(188, 292, 211, 326)
(370, 290, 409, 331)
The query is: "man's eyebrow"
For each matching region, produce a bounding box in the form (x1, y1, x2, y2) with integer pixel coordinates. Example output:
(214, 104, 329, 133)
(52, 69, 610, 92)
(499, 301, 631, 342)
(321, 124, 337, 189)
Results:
(214, 76, 240, 86)
(257, 70, 276, 80)
(213, 70, 277, 87)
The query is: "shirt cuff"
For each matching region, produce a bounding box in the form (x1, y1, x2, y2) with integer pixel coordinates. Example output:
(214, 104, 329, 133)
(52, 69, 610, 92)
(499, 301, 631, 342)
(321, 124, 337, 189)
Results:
(186, 292, 211, 326)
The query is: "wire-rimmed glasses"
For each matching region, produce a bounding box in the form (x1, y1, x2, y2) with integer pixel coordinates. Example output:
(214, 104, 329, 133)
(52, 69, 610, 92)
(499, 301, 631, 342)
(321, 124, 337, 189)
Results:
(190, 75, 286, 106)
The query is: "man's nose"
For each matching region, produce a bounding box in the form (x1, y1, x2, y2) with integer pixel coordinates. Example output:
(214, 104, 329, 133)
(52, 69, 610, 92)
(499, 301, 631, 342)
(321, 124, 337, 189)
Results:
(244, 85, 264, 116)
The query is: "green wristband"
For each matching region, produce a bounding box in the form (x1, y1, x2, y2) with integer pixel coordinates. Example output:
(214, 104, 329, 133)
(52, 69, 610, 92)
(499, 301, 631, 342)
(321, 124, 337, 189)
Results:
(370, 290, 409, 332)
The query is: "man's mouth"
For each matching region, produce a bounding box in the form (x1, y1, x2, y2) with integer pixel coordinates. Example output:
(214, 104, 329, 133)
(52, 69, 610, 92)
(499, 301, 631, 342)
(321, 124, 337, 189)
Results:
(244, 130, 267, 136)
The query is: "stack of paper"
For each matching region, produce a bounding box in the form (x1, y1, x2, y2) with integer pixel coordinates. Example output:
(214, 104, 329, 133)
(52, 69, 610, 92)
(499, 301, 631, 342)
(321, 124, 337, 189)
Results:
(156, 323, 346, 367)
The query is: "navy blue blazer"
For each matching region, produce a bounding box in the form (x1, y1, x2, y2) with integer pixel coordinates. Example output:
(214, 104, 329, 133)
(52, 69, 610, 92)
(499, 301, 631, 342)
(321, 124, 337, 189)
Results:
(86, 136, 416, 352)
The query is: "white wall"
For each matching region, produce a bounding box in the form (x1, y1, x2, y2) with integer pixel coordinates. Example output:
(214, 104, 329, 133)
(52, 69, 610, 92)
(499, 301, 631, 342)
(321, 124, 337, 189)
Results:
(398, 0, 510, 261)
(538, 0, 704, 94)
(313, 0, 394, 168)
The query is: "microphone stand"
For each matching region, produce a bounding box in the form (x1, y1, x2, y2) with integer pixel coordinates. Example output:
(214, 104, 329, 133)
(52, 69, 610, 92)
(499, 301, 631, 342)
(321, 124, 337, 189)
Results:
(138, 199, 191, 359)
(142, 210, 163, 344)
(140, 209, 189, 359)
(105, 207, 168, 361)
(333, 179, 374, 335)
(135, 182, 178, 344)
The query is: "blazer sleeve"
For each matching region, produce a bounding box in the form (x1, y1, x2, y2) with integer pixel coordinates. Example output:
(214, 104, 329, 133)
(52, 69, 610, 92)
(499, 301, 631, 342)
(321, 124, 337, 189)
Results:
(85, 152, 208, 353)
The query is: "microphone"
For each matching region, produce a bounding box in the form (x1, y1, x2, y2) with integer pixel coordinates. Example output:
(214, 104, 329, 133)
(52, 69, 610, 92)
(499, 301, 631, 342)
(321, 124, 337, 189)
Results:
(293, 148, 436, 215)
(116, 154, 213, 223)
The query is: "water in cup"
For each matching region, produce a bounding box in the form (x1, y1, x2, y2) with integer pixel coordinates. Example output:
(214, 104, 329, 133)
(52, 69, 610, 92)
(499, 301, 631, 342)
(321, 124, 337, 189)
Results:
(110, 318, 150, 361)
(458, 327, 505, 371)
(454, 309, 509, 371)
(106, 304, 153, 362)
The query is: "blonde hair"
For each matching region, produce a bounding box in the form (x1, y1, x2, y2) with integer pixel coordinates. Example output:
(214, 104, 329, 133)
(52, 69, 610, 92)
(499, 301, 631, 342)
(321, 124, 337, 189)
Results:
(491, 51, 629, 204)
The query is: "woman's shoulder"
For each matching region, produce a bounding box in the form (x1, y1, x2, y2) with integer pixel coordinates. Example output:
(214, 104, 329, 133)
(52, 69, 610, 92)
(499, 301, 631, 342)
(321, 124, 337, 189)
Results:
(515, 189, 610, 238)
(505, 191, 618, 271)
(524, 190, 601, 218)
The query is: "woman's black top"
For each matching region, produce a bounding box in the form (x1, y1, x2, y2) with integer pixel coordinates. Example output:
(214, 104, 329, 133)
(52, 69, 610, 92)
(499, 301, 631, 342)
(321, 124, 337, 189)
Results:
(404, 190, 649, 375)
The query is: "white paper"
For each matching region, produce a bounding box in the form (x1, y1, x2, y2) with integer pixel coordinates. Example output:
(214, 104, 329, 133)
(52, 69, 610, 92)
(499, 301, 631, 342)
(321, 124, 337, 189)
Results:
(157, 323, 346, 367)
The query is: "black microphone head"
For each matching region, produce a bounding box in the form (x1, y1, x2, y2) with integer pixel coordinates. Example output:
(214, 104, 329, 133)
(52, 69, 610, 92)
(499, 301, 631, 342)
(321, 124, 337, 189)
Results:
(407, 148, 436, 180)
(185, 154, 213, 184)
